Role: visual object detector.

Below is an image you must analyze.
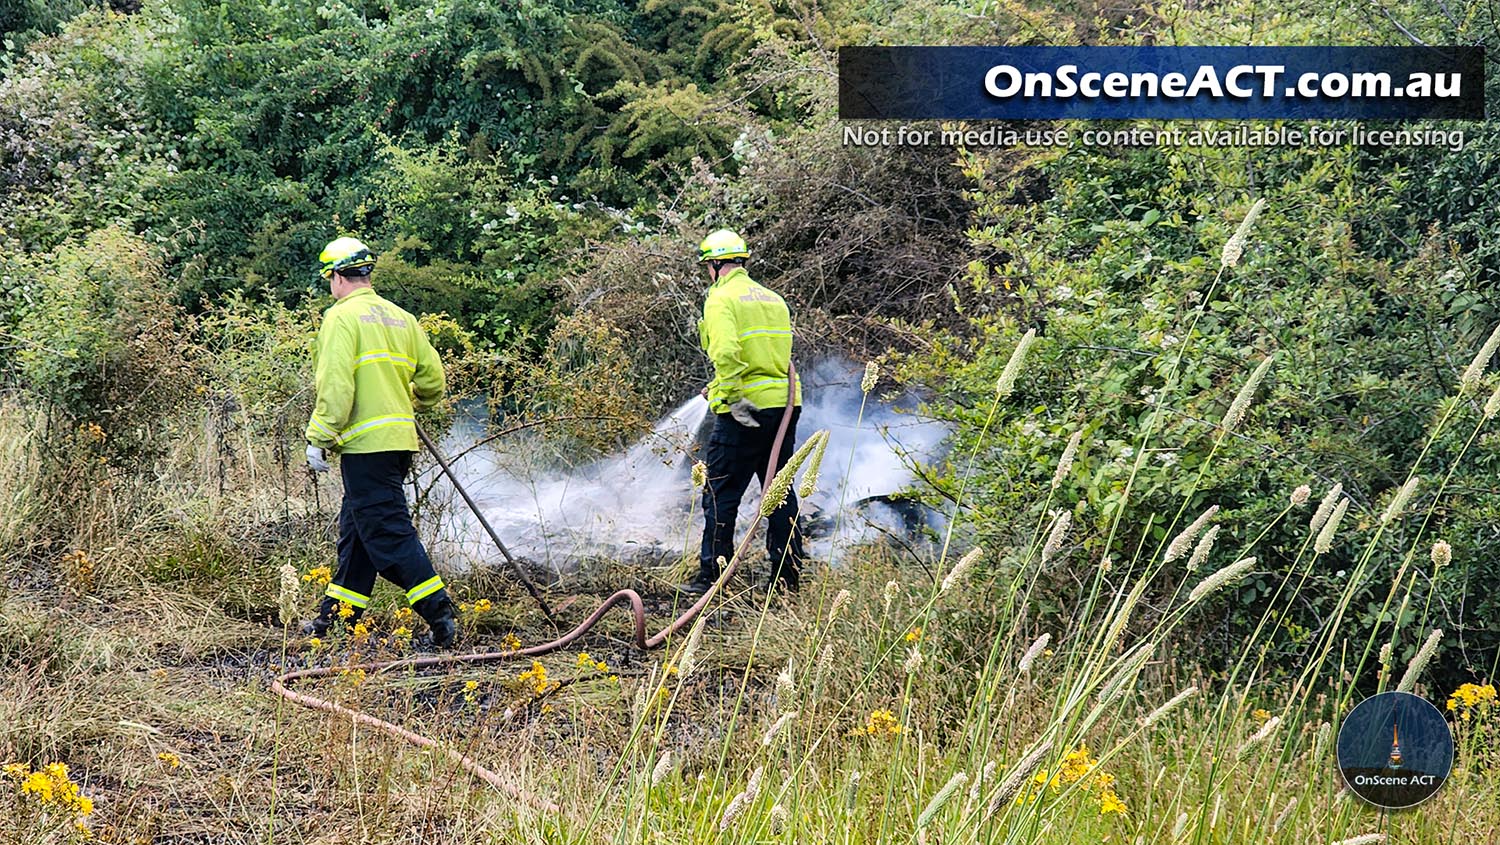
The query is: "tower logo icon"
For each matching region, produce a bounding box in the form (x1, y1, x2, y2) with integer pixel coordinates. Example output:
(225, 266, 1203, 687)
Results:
(1336, 691, 1452, 809)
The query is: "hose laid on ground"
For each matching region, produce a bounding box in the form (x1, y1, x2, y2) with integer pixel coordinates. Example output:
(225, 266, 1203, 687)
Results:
(272, 366, 799, 812)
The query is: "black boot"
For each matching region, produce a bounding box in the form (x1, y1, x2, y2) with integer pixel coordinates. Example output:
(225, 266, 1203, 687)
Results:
(300, 596, 366, 636)
(413, 592, 456, 649)
(675, 566, 720, 596)
(770, 565, 800, 594)
(301, 597, 338, 636)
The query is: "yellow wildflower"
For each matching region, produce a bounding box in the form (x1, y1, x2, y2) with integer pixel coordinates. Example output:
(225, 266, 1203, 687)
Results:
(1057, 745, 1096, 785)
(20, 771, 53, 802)
(2, 762, 28, 780)
(351, 622, 369, 641)
(518, 660, 554, 695)
(501, 633, 522, 651)
(302, 566, 332, 586)
(473, 598, 494, 613)
(392, 626, 412, 642)
(336, 601, 354, 620)
(1099, 786, 1127, 816)
(905, 626, 923, 643)
(577, 652, 608, 672)
(1252, 708, 1272, 725)
(1448, 683, 1496, 718)
(853, 709, 902, 738)
(394, 606, 414, 623)
(344, 668, 367, 687)
(307, 637, 324, 650)
(157, 752, 181, 770)
(465, 680, 479, 692)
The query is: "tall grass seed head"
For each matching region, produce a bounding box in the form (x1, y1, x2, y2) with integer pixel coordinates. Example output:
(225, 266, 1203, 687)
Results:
(691, 460, 707, 488)
(970, 761, 997, 802)
(941, 547, 982, 594)
(1142, 685, 1197, 728)
(1313, 498, 1349, 554)
(917, 772, 969, 828)
(678, 614, 707, 678)
(1291, 484, 1311, 506)
(775, 659, 795, 699)
(995, 328, 1037, 398)
(1165, 505, 1219, 563)
(650, 751, 674, 786)
(1379, 476, 1420, 524)
(1220, 197, 1265, 268)
(1238, 715, 1282, 757)
(1309, 482, 1343, 533)
(1052, 430, 1083, 489)
(988, 740, 1054, 817)
(1461, 322, 1500, 393)
(1485, 381, 1500, 418)
(1189, 557, 1257, 603)
(1430, 539, 1452, 569)
(1397, 628, 1443, 693)
(828, 588, 851, 622)
(1186, 525, 1219, 573)
(1220, 355, 1274, 433)
(1017, 633, 1051, 674)
(1042, 509, 1072, 563)
(904, 644, 924, 674)
(861, 360, 880, 393)
(882, 579, 900, 612)
(761, 711, 798, 747)
(277, 563, 300, 626)
(760, 432, 823, 516)
(797, 431, 829, 497)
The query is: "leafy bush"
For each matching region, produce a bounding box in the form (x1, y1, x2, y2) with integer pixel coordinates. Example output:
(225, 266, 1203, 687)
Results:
(901, 135, 1498, 684)
(12, 227, 199, 458)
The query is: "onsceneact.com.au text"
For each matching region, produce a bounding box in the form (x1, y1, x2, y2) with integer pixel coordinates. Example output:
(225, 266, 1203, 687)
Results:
(984, 64, 1464, 101)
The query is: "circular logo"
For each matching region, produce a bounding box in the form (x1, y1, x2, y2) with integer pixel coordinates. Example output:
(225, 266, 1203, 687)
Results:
(1336, 691, 1454, 809)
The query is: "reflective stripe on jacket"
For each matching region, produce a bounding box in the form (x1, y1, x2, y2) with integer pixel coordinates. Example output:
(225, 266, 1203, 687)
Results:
(698, 267, 801, 412)
(305, 287, 446, 454)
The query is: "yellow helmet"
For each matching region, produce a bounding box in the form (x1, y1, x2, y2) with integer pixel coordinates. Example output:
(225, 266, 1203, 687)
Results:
(318, 236, 377, 279)
(698, 229, 749, 263)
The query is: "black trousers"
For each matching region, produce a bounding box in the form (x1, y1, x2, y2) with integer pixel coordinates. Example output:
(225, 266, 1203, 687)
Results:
(324, 450, 449, 622)
(699, 406, 805, 583)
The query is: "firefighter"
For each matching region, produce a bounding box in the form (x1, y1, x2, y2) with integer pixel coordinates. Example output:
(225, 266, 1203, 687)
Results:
(301, 237, 457, 647)
(678, 229, 805, 595)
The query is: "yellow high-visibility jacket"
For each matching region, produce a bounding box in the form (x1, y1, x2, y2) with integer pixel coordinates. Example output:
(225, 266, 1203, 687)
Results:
(699, 267, 801, 413)
(305, 287, 445, 453)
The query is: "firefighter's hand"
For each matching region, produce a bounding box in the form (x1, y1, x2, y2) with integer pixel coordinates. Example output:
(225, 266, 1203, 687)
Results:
(729, 399, 761, 428)
(306, 444, 331, 473)
(700, 385, 709, 400)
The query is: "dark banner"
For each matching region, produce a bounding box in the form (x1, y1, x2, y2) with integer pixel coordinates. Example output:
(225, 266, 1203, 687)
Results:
(839, 46, 1486, 120)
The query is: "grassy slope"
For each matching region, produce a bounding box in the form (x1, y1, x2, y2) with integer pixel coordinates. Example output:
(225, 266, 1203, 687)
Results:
(1, 400, 1496, 843)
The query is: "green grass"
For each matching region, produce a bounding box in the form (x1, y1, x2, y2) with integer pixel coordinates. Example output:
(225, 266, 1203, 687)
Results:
(2, 211, 1499, 844)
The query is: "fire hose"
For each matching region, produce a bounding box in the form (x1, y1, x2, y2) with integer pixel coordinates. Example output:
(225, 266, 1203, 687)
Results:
(271, 366, 800, 812)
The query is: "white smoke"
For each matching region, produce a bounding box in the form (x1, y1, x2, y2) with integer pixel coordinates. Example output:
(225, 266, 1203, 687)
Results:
(421, 357, 949, 574)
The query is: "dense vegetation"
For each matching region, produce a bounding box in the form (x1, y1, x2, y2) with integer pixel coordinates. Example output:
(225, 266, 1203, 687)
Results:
(2, 0, 1498, 841)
